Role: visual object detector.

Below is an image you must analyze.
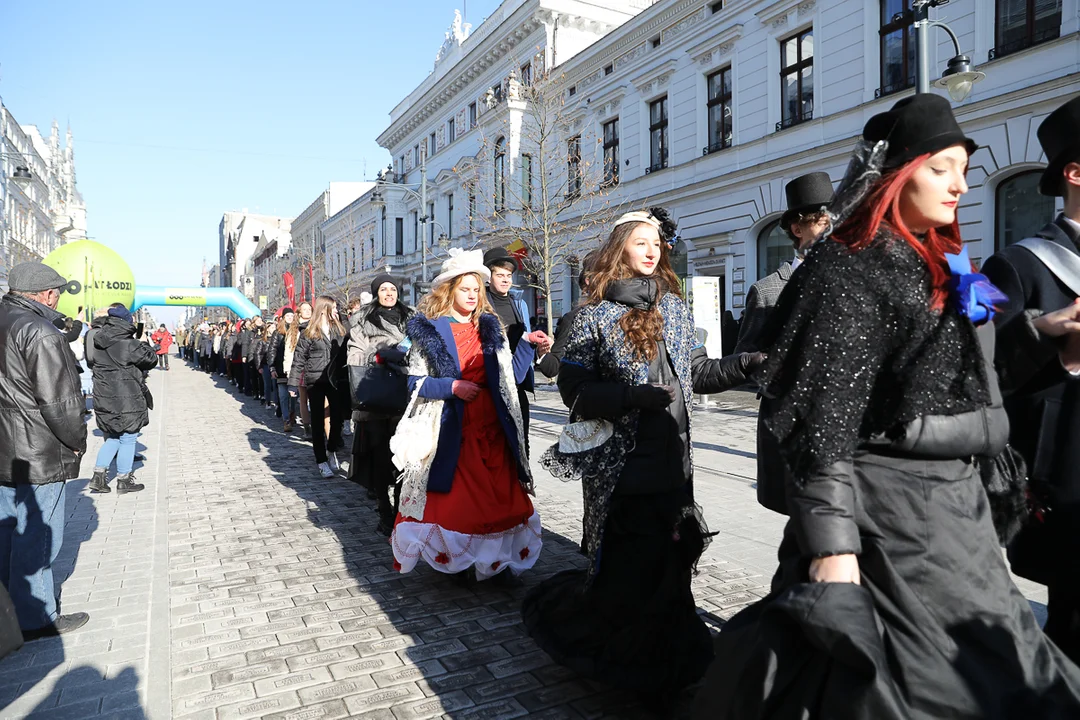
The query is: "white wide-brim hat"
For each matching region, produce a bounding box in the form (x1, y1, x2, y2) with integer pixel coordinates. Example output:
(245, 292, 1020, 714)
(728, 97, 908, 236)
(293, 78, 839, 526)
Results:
(430, 247, 491, 289)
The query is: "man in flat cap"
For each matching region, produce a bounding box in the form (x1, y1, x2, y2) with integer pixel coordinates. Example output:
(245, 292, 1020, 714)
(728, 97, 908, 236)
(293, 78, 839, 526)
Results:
(0, 262, 89, 640)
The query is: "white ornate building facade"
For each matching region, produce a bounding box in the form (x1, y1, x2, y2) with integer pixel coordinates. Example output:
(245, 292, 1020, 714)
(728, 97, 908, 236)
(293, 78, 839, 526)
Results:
(353, 0, 1079, 324)
(0, 97, 87, 291)
(218, 211, 292, 304)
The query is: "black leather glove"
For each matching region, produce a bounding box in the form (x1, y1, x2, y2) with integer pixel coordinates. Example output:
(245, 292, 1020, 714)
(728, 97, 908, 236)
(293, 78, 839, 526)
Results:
(376, 347, 407, 365)
(739, 352, 768, 374)
(626, 383, 676, 411)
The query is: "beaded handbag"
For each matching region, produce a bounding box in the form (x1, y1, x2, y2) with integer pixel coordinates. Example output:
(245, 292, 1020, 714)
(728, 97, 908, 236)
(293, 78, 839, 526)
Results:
(557, 397, 614, 454)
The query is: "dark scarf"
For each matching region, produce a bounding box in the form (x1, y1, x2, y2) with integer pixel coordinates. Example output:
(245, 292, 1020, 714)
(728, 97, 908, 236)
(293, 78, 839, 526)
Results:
(372, 302, 406, 331)
(604, 277, 659, 310)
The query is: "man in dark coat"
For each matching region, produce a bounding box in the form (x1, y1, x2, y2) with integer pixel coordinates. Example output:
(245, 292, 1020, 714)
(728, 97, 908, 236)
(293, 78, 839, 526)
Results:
(982, 94, 1080, 662)
(0, 262, 89, 640)
(483, 248, 549, 454)
(735, 172, 834, 354)
(87, 304, 157, 495)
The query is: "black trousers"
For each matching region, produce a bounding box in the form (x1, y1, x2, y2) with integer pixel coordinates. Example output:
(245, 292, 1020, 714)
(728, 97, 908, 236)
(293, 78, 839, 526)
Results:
(518, 387, 530, 457)
(354, 417, 401, 525)
(157, 354, 169, 369)
(307, 381, 345, 465)
(1046, 584, 1080, 665)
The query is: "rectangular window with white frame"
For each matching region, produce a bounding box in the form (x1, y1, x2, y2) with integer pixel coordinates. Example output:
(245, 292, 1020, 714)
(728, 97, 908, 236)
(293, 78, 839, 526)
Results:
(567, 136, 582, 198)
(521, 154, 533, 208)
(648, 97, 668, 173)
(779, 28, 814, 131)
(706, 68, 733, 154)
(469, 102, 477, 128)
(448, 118, 456, 144)
(602, 119, 619, 186)
(992, 0, 1062, 59)
(447, 193, 454, 238)
(879, 0, 915, 97)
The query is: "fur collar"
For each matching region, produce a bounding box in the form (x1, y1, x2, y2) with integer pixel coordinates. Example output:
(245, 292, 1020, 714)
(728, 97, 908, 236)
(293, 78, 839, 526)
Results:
(406, 312, 505, 378)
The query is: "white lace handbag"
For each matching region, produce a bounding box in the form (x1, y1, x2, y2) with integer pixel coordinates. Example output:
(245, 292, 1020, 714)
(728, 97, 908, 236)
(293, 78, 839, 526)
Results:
(390, 378, 441, 471)
(558, 396, 614, 454)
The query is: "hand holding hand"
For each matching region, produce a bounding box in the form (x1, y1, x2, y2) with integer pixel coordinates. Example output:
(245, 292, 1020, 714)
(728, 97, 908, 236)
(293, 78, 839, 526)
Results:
(1062, 333, 1080, 373)
(525, 330, 550, 347)
(809, 553, 861, 585)
(452, 380, 482, 402)
(626, 383, 676, 411)
(1034, 299, 1080, 337)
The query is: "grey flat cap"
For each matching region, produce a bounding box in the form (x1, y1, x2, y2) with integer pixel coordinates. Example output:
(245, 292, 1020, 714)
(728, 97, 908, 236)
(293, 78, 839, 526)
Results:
(8, 262, 68, 293)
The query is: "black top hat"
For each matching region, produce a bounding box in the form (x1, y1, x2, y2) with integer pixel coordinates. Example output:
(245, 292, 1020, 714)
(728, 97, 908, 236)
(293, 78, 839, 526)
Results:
(1037, 95, 1080, 197)
(864, 94, 978, 170)
(482, 247, 518, 270)
(780, 172, 835, 229)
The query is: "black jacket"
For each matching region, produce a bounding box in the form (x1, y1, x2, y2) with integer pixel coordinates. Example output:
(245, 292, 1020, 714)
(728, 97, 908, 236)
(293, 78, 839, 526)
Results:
(537, 305, 582, 379)
(89, 316, 158, 437)
(982, 214, 1080, 585)
(288, 326, 347, 388)
(560, 345, 754, 492)
(0, 293, 87, 485)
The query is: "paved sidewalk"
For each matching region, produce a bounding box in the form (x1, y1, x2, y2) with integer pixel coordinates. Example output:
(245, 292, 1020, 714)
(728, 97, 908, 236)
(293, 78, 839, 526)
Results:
(0, 361, 1050, 719)
(0, 366, 171, 719)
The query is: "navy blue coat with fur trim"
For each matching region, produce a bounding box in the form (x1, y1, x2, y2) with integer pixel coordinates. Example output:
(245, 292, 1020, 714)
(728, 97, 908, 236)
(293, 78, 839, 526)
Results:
(405, 312, 535, 495)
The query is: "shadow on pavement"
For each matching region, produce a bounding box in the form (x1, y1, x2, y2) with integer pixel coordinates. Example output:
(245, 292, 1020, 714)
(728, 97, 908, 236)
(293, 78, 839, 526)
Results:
(185, 357, 668, 718)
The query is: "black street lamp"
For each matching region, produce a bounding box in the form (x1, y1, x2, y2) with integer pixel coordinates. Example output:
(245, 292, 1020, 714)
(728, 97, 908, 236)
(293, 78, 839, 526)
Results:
(913, 0, 985, 101)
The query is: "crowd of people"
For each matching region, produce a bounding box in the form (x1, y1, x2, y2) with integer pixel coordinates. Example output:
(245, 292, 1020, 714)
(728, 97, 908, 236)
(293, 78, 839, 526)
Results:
(4, 92, 1080, 717)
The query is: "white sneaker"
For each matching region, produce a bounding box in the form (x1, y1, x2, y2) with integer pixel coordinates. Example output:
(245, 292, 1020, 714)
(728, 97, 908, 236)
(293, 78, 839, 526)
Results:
(339, 459, 350, 476)
(318, 462, 334, 478)
(327, 452, 340, 473)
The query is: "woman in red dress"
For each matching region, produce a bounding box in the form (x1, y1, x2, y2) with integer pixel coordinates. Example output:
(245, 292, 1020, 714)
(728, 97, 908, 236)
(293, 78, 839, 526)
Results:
(391, 248, 549, 581)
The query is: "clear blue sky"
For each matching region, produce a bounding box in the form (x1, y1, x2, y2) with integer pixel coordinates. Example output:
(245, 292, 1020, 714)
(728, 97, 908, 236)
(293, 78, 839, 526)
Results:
(1, 0, 501, 325)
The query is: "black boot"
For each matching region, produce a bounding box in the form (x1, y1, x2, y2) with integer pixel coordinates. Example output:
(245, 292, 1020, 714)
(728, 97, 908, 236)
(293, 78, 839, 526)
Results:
(88, 469, 110, 494)
(115, 474, 145, 494)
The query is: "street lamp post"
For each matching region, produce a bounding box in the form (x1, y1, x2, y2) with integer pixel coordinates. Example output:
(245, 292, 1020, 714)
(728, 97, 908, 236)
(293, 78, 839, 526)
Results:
(371, 151, 439, 285)
(913, 0, 986, 101)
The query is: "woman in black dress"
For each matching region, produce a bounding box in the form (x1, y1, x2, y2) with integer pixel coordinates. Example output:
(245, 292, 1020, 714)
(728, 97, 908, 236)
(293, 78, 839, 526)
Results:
(523, 208, 763, 712)
(694, 93, 1080, 720)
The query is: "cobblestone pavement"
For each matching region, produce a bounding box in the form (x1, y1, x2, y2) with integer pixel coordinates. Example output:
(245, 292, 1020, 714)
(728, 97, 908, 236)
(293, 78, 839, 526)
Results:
(0, 360, 1049, 719)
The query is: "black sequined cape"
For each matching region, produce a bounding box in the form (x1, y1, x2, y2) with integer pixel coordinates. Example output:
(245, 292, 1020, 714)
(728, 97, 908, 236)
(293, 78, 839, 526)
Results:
(758, 231, 991, 481)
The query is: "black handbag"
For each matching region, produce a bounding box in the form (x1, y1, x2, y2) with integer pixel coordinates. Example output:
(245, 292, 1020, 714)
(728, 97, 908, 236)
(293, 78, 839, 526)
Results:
(349, 363, 408, 415)
(0, 583, 23, 660)
(976, 444, 1030, 545)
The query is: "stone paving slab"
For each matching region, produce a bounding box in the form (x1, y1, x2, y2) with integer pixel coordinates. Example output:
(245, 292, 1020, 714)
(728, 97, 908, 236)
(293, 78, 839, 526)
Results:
(0, 359, 1051, 719)
(0, 365, 171, 719)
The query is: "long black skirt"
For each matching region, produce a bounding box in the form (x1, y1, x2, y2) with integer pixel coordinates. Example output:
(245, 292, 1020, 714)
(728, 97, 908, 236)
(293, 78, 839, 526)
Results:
(522, 487, 712, 699)
(694, 453, 1080, 719)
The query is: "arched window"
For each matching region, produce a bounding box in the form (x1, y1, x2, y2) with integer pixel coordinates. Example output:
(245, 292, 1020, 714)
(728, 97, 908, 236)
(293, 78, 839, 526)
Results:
(494, 136, 507, 212)
(996, 170, 1055, 251)
(757, 219, 791, 280)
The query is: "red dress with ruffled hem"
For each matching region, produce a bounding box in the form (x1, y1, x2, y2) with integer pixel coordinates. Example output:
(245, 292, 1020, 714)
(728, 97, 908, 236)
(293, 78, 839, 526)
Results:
(391, 321, 540, 578)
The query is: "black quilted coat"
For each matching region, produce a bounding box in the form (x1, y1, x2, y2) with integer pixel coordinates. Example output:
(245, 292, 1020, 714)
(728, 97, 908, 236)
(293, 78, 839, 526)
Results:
(89, 316, 158, 436)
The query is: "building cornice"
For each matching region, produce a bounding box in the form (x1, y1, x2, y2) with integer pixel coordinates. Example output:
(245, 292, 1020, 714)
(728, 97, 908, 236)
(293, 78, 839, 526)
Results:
(378, 9, 545, 151)
(684, 23, 744, 65)
(567, 0, 701, 91)
(755, 0, 815, 31)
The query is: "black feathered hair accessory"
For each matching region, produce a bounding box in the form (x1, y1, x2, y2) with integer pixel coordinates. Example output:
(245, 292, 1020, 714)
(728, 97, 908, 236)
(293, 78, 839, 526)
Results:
(612, 207, 680, 248)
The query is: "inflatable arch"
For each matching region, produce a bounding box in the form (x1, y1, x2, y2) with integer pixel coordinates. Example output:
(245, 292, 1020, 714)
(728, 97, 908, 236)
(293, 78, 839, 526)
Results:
(132, 286, 261, 319)
(42, 239, 263, 322)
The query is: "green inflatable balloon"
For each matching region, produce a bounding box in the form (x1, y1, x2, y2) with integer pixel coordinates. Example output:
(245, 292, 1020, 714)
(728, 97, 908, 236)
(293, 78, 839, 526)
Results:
(42, 240, 136, 320)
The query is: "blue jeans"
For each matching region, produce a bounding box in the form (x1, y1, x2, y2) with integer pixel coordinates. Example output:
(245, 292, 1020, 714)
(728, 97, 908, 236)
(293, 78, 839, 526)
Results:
(94, 432, 139, 475)
(262, 366, 275, 404)
(0, 482, 66, 630)
(278, 384, 298, 419)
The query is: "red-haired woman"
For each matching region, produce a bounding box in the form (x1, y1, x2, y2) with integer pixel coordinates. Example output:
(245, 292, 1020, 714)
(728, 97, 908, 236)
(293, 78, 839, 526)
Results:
(523, 208, 764, 713)
(695, 95, 1080, 718)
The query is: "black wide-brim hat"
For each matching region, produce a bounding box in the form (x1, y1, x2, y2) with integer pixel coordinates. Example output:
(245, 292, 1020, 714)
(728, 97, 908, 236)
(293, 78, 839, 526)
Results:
(1037, 94, 1080, 197)
(864, 94, 978, 169)
(780, 171, 835, 229)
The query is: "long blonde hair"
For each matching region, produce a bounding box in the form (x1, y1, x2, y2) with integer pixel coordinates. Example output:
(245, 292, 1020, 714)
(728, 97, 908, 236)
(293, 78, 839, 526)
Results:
(304, 295, 346, 340)
(417, 273, 495, 326)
